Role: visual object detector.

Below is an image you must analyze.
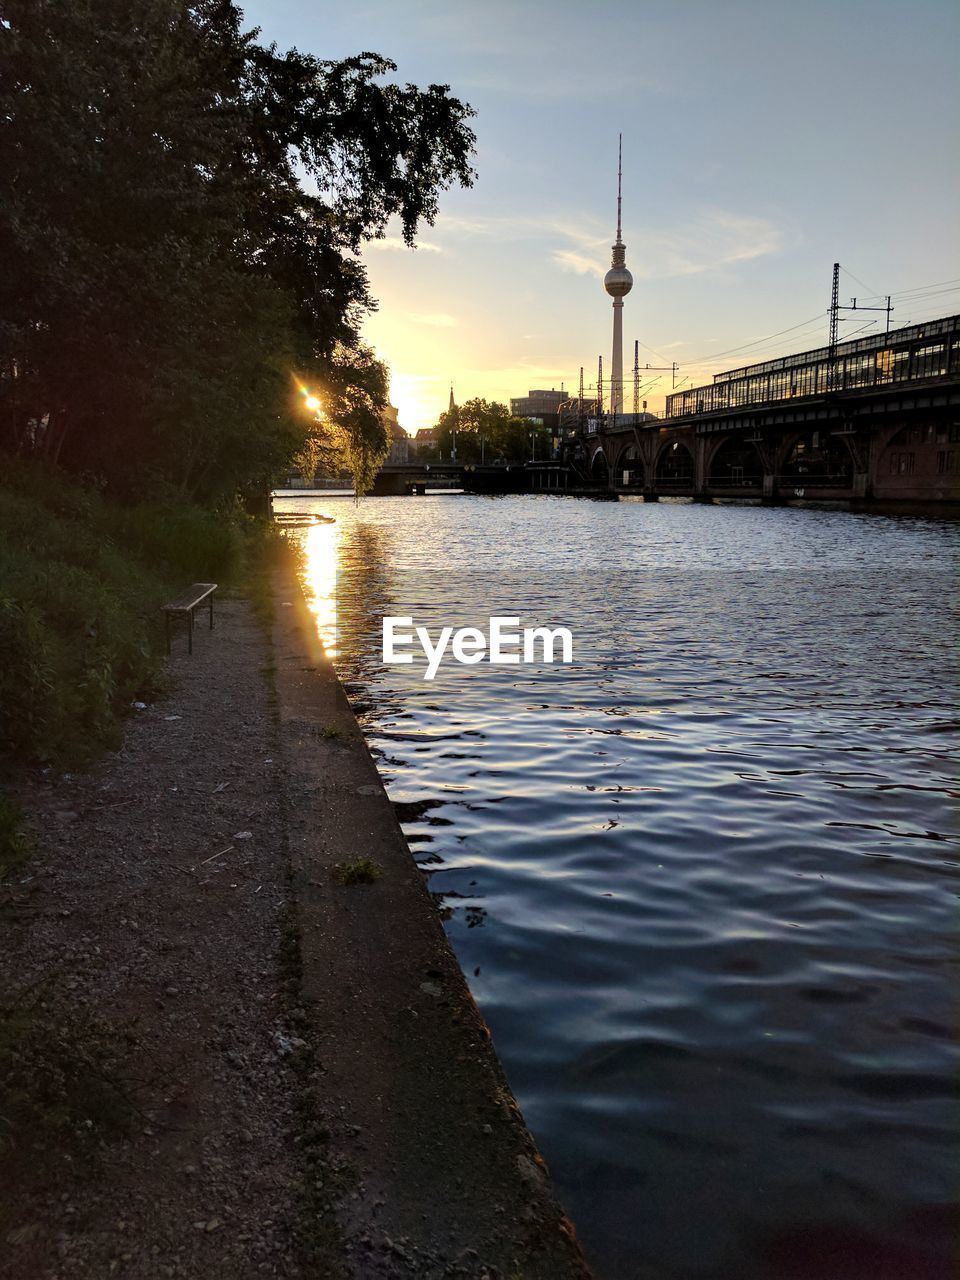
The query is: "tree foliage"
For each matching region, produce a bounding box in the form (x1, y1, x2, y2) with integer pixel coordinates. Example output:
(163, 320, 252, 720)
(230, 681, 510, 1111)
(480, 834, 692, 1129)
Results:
(428, 398, 552, 464)
(0, 0, 476, 499)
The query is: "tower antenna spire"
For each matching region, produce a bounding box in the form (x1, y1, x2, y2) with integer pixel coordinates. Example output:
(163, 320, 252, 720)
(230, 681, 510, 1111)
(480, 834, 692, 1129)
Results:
(616, 133, 623, 242)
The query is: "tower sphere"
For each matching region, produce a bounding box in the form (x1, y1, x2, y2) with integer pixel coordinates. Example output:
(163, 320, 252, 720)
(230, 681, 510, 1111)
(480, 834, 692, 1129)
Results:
(604, 264, 633, 298)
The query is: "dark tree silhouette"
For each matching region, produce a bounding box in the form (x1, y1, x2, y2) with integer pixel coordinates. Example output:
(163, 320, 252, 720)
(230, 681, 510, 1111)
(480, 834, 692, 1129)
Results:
(0, 0, 476, 498)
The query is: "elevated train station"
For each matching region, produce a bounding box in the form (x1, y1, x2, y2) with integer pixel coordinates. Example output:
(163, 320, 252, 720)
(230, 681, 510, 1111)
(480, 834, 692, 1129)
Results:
(564, 314, 960, 504)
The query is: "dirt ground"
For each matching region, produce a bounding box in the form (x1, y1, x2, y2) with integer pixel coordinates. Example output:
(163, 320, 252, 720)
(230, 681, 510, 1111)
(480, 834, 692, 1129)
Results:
(0, 584, 590, 1280)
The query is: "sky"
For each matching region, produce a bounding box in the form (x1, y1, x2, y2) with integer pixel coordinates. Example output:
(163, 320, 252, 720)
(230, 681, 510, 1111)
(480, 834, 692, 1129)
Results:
(240, 0, 959, 430)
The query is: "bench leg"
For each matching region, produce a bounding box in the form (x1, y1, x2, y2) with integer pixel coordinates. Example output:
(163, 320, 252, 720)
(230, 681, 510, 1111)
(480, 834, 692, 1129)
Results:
(188, 608, 193, 655)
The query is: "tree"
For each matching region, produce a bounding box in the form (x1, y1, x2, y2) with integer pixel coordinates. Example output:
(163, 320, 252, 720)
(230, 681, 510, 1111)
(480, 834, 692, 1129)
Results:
(432, 397, 552, 464)
(0, 0, 476, 500)
(319, 344, 390, 497)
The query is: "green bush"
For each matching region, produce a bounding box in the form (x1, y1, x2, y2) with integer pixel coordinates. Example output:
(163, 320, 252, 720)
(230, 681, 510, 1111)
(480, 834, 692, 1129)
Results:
(0, 602, 54, 757)
(107, 499, 242, 584)
(0, 457, 246, 764)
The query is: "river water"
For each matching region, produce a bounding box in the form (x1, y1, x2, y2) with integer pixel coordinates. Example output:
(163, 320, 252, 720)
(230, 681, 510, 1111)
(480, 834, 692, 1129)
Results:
(275, 493, 958, 1280)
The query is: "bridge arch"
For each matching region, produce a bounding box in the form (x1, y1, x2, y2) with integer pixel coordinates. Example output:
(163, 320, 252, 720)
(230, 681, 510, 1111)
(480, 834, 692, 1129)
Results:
(707, 436, 763, 490)
(780, 431, 853, 486)
(614, 443, 644, 487)
(590, 448, 609, 484)
(655, 439, 695, 487)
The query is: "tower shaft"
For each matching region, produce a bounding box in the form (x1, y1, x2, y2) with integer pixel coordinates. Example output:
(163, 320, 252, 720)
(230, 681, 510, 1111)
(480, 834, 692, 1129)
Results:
(611, 300, 624, 416)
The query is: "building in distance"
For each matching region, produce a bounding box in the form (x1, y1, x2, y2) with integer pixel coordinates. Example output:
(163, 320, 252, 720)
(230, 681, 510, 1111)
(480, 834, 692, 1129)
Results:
(382, 405, 411, 464)
(412, 425, 440, 461)
(510, 389, 568, 432)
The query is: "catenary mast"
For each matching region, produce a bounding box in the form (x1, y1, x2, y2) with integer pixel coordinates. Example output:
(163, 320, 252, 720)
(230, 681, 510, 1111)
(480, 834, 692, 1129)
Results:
(603, 134, 633, 415)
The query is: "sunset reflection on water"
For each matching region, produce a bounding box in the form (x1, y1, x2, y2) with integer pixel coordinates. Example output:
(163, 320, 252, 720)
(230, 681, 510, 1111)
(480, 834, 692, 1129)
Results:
(299, 518, 339, 658)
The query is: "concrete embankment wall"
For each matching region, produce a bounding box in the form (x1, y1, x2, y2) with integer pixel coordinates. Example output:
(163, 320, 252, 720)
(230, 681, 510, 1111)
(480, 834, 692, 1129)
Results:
(270, 561, 591, 1278)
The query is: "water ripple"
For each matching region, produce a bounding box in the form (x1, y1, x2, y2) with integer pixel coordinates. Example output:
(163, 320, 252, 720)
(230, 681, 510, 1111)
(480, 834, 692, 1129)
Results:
(280, 494, 960, 1280)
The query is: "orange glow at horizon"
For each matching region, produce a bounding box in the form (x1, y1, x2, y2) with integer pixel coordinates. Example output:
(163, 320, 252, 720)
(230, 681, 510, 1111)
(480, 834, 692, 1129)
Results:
(382, 368, 446, 435)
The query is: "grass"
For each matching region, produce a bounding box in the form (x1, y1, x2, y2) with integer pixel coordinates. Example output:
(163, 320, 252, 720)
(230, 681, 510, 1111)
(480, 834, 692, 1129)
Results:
(332, 857, 382, 886)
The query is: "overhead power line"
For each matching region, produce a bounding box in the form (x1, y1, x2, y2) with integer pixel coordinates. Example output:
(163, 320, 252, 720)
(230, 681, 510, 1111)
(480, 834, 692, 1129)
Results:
(638, 268, 958, 395)
(855, 277, 960, 303)
(682, 312, 826, 369)
(839, 263, 883, 299)
(684, 325, 831, 375)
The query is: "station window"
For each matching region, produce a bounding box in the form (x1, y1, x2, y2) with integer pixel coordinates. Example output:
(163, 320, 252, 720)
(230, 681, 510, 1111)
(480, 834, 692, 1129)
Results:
(876, 350, 893, 383)
(844, 354, 873, 388)
(914, 343, 946, 378)
(937, 451, 956, 474)
(888, 451, 915, 475)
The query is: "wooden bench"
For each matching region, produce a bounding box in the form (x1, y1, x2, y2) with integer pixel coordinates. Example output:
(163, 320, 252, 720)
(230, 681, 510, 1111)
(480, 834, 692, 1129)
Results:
(163, 583, 217, 654)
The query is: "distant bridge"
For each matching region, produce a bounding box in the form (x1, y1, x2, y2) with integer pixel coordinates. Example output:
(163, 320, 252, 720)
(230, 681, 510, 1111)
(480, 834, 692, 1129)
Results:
(372, 462, 529, 496)
(372, 462, 462, 495)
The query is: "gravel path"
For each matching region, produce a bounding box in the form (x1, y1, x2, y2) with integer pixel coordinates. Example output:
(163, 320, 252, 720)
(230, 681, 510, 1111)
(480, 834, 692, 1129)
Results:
(1, 597, 305, 1279)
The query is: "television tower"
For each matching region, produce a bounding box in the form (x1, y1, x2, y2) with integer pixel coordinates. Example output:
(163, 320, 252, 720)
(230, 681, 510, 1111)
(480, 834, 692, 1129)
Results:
(603, 134, 633, 415)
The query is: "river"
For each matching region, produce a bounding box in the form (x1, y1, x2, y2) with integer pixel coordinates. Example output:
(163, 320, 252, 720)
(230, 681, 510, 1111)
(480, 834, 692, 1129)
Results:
(274, 493, 958, 1280)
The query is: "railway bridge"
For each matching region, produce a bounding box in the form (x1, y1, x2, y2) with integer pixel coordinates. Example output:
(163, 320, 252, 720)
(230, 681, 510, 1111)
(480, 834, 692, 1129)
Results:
(553, 314, 960, 504)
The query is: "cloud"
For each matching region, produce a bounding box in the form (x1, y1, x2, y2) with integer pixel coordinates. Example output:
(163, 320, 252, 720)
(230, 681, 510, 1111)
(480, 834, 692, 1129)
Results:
(636, 209, 783, 279)
(432, 213, 513, 238)
(366, 236, 446, 255)
(553, 247, 607, 278)
(432, 206, 783, 281)
(549, 208, 783, 281)
(428, 210, 612, 278)
(407, 311, 459, 328)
